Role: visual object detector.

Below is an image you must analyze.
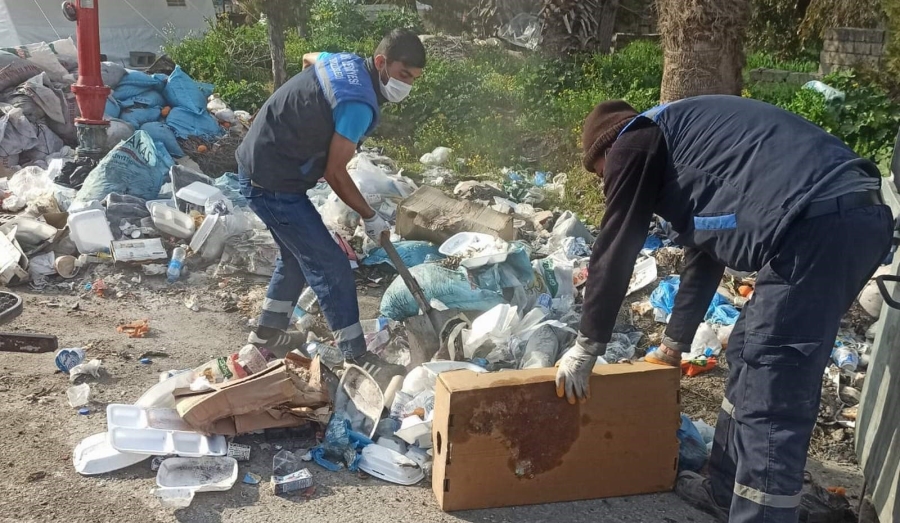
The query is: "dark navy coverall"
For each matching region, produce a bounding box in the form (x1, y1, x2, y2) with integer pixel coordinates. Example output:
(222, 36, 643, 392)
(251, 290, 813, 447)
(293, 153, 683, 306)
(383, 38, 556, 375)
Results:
(580, 95, 894, 523)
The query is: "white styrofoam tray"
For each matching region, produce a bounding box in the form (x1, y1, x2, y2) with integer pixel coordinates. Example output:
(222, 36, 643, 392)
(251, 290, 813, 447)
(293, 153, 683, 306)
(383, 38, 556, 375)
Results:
(438, 232, 509, 268)
(358, 444, 424, 486)
(156, 456, 238, 491)
(106, 404, 226, 457)
(73, 432, 148, 475)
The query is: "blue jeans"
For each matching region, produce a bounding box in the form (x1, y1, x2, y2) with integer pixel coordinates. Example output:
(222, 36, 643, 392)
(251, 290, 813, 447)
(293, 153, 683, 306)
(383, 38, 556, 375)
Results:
(239, 173, 365, 358)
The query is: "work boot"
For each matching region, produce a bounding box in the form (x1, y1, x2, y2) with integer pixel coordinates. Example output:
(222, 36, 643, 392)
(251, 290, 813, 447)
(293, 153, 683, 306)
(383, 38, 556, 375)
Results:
(674, 471, 730, 523)
(348, 352, 407, 394)
(248, 326, 307, 358)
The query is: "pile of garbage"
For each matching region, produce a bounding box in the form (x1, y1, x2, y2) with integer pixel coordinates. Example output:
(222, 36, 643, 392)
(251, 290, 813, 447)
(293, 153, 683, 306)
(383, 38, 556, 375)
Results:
(12, 127, 880, 501)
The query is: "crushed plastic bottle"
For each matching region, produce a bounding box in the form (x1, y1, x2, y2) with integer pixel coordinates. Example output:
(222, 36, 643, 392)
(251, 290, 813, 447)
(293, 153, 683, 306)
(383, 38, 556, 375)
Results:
(832, 346, 859, 372)
(290, 287, 318, 330)
(166, 246, 186, 283)
(304, 341, 344, 368)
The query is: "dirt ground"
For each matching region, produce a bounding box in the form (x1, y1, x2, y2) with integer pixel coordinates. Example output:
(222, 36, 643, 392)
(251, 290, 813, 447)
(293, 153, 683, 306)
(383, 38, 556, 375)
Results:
(0, 260, 869, 522)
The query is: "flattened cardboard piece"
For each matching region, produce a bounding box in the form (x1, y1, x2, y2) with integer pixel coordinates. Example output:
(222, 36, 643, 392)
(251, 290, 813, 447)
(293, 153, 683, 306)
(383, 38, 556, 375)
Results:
(174, 354, 330, 434)
(431, 363, 681, 511)
(111, 238, 168, 262)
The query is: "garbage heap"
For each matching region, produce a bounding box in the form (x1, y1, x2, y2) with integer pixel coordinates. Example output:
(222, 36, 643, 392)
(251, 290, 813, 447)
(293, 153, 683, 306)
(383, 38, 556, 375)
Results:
(57, 141, 879, 510)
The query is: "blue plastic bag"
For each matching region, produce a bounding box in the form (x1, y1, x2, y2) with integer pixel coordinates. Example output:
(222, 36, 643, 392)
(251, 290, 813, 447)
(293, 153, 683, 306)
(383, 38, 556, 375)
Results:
(118, 89, 167, 109)
(380, 264, 505, 321)
(165, 106, 225, 140)
(214, 172, 248, 207)
(140, 122, 184, 158)
(651, 276, 739, 324)
(677, 414, 710, 472)
(120, 106, 161, 129)
(75, 130, 173, 202)
(104, 96, 120, 119)
(113, 70, 165, 100)
(312, 412, 372, 472)
(363, 241, 443, 269)
(164, 65, 213, 113)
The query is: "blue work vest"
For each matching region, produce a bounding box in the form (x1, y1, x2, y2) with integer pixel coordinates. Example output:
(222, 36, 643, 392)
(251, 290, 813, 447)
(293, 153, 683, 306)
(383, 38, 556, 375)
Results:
(236, 53, 382, 193)
(620, 95, 881, 271)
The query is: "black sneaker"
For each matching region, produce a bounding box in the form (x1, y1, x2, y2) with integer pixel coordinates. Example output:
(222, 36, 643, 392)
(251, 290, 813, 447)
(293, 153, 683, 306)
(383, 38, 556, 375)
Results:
(248, 328, 307, 358)
(674, 471, 730, 523)
(348, 352, 407, 393)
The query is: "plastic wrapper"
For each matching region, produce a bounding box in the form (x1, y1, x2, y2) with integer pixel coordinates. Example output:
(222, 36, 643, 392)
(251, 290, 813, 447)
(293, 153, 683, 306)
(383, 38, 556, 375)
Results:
(214, 229, 278, 277)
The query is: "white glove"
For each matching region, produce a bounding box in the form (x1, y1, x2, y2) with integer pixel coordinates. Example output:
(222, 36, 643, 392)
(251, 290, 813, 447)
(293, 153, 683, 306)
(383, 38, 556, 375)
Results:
(362, 213, 390, 245)
(555, 337, 604, 405)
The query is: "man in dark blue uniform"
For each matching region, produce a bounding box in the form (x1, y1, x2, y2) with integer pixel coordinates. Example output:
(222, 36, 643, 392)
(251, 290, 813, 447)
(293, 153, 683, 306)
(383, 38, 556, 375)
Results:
(556, 95, 894, 523)
(236, 29, 425, 389)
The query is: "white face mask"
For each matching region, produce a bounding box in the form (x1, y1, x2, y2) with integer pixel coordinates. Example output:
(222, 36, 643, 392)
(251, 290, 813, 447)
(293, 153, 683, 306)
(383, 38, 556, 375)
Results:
(379, 67, 412, 103)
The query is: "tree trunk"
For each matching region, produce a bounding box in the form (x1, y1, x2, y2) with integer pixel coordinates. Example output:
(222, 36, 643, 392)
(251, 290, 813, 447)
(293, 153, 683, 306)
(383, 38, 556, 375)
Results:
(658, 0, 750, 103)
(265, 0, 288, 89)
(597, 0, 620, 53)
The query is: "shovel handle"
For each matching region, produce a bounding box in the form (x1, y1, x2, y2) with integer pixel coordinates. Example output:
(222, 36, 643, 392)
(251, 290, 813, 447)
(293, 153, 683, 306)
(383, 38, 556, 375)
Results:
(381, 235, 433, 315)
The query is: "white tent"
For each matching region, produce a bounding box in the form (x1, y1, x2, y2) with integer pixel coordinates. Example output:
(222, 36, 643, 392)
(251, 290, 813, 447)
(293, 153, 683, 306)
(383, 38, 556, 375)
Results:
(0, 0, 216, 65)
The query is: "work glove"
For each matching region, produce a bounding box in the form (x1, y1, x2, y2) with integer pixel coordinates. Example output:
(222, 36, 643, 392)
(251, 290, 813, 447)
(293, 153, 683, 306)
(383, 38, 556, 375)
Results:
(362, 213, 390, 246)
(555, 336, 605, 405)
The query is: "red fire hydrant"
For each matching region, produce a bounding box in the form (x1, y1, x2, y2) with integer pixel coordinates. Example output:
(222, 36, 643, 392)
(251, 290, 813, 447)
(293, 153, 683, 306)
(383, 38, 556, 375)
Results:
(63, 0, 110, 160)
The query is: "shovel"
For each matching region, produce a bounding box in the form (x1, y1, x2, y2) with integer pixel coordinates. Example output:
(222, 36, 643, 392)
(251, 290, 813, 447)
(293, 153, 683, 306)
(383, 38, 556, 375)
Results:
(380, 236, 467, 368)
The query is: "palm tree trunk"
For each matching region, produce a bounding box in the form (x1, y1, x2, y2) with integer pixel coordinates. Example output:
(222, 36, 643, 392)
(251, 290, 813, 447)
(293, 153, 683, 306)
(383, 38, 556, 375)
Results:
(658, 0, 750, 103)
(597, 0, 620, 53)
(265, 0, 288, 89)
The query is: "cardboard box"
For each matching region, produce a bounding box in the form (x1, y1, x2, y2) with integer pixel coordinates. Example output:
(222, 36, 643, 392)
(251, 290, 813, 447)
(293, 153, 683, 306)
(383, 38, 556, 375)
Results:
(174, 354, 331, 434)
(111, 238, 167, 262)
(431, 363, 681, 511)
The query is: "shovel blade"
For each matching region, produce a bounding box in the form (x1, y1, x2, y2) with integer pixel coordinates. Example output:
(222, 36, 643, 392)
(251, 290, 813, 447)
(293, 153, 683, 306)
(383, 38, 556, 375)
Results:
(404, 315, 441, 369)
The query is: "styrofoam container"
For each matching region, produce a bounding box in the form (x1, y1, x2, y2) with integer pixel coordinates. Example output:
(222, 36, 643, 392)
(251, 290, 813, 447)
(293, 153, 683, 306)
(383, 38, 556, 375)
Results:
(176, 182, 225, 208)
(68, 210, 114, 254)
(73, 432, 148, 475)
(150, 204, 195, 239)
(439, 232, 509, 268)
(106, 404, 226, 457)
(189, 214, 219, 253)
(626, 255, 658, 296)
(358, 444, 424, 486)
(156, 456, 238, 491)
(145, 199, 176, 213)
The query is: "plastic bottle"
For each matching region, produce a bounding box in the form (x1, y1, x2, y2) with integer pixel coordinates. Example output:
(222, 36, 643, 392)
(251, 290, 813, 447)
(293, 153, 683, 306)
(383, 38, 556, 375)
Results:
(832, 346, 859, 372)
(237, 344, 268, 374)
(304, 341, 344, 368)
(167, 246, 186, 283)
(290, 287, 318, 329)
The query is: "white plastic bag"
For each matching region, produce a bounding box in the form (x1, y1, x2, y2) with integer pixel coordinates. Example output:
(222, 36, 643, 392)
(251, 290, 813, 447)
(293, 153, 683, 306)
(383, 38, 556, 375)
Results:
(9, 165, 54, 204)
(419, 146, 452, 166)
(685, 323, 723, 360)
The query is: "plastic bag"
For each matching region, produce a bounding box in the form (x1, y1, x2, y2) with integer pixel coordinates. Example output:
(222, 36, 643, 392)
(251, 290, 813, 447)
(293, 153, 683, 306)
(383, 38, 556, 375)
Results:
(4, 42, 69, 81)
(520, 325, 559, 369)
(45, 90, 79, 145)
(164, 65, 213, 113)
(23, 124, 64, 160)
(362, 241, 442, 269)
(532, 255, 575, 306)
(687, 323, 723, 360)
(100, 61, 127, 88)
(419, 146, 452, 166)
(118, 89, 167, 109)
(548, 210, 594, 252)
(105, 119, 135, 149)
(677, 414, 710, 472)
(75, 131, 172, 202)
(0, 103, 39, 156)
(9, 165, 54, 204)
(165, 106, 225, 140)
(120, 106, 162, 129)
(380, 264, 505, 321)
(213, 172, 248, 207)
(215, 229, 279, 277)
(651, 276, 739, 325)
(605, 330, 642, 362)
(141, 122, 184, 158)
(105, 96, 121, 119)
(20, 72, 66, 123)
(0, 52, 42, 91)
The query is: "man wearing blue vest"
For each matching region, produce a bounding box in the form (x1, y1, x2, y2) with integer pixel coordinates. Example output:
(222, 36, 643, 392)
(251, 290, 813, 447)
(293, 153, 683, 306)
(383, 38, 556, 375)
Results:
(556, 96, 894, 523)
(236, 29, 426, 389)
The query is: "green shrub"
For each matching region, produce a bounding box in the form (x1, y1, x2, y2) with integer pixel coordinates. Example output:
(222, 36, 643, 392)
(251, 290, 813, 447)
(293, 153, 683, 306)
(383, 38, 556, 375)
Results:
(216, 79, 270, 113)
(745, 51, 819, 73)
(372, 7, 424, 37)
(163, 19, 272, 86)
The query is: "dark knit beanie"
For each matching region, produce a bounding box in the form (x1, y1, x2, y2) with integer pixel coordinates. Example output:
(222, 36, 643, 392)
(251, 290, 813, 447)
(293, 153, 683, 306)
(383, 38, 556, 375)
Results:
(581, 100, 638, 173)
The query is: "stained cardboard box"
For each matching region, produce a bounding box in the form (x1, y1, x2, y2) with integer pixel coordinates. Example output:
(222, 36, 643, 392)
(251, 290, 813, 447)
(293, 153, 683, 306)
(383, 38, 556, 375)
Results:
(174, 354, 331, 435)
(431, 363, 681, 511)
